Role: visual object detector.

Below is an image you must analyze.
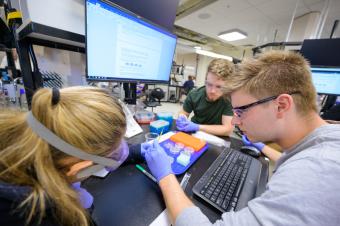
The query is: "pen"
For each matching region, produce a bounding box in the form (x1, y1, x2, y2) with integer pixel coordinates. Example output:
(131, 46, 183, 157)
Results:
(135, 164, 157, 183)
(158, 128, 164, 142)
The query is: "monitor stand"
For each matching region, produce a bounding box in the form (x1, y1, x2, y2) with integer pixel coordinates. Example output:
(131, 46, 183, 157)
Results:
(123, 82, 137, 105)
(321, 95, 337, 113)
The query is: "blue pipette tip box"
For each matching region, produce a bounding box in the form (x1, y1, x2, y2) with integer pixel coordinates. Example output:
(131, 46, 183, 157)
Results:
(150, 119, 170, 134)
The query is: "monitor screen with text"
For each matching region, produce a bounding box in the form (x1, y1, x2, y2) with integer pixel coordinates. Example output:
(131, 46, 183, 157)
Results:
(86, 0, 177, 83)
(311, 67, 340, 96)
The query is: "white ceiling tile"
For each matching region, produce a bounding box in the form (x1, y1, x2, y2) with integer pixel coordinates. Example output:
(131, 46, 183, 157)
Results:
(175, 0, 340, 49)
(246, 0, 272, 6)
(257, 0, 301, 19)
(302, 0, 326, 10)
(308, 1, 327, 11)
(257, 0, 300, 13)
(211, 0, 253, 14)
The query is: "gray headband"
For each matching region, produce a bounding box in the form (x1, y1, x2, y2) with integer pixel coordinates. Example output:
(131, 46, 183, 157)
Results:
(26, 111, 121, 177)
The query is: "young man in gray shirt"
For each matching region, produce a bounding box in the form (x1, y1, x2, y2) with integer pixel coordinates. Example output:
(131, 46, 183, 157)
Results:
(142, 50, 340, 226)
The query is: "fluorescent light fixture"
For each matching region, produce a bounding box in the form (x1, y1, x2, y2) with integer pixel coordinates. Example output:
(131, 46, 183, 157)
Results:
(194, 46, 202, 50)
(195, 49, 233, 61)
(185, 65, 195, 70)
(218, 29, 247, 41)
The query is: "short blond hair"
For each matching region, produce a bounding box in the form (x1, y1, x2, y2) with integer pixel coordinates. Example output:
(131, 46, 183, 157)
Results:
(207, 58, 234, 80)
(228, 50, 317, 114)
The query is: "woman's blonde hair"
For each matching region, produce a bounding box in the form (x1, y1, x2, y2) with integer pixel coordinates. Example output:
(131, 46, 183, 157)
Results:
(0, 86, 126, 225)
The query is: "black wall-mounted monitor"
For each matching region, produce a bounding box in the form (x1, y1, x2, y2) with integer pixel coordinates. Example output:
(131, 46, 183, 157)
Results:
(311, 66, 340, 96)
(108, 0, 179, 31)
(85, 0, 177, 84)
(300, 38, 340, 67)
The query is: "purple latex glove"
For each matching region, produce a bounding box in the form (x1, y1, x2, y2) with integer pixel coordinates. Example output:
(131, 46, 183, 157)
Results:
(176, 115, 199, 132)
(176, 115, 188, 128)
(72, 182, 93, 209)
(141, 140, 172, 182)
(242, 135, 265, 151)
(106, 139, 129, 172)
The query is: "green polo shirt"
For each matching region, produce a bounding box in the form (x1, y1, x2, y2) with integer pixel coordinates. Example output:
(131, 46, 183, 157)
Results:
(183, 86, 233, 125)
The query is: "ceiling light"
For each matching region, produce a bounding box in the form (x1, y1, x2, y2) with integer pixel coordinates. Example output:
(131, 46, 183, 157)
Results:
(194, 46, 202, 50)
(195, 49, 232, 61)
(218, 29, 247, 42)
(185, 65, 195, 70)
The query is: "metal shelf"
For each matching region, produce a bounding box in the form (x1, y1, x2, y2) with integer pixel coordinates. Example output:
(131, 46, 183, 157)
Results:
(16, 22, 86, 106)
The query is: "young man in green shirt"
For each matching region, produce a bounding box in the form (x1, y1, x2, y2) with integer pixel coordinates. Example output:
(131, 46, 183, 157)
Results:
(177, 58, 234, 136)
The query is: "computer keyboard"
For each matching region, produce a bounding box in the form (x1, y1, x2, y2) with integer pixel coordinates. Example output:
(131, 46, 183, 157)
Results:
(193, 147, 261, 212)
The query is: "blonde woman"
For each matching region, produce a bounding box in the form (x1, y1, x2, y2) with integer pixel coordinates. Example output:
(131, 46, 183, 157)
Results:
(0, 86, 127, 226)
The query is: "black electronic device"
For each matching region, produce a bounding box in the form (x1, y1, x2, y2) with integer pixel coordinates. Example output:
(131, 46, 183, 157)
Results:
(322, 103, 340, 121)
(0, 17, 15, 48)
(193, 147, 262, 212)
(240, 146, 261, 158)
(310, 66, 340, 96)
(123, 82, 137, 105)
(143, 87, 165, 111)
(300, 38, 340, 67)
(85, 0, 177, 84)
(109, 0, 179, 31)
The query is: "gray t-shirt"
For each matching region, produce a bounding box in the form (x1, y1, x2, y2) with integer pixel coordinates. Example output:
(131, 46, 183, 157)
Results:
(176, 124, 340, 226)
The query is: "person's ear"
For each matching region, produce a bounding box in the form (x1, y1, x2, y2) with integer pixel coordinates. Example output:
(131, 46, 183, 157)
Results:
(275, 94, 293, 118)
(66, 160, 93, 177)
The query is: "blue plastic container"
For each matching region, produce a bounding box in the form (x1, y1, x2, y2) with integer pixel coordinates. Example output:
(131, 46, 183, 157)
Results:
(156, 112, 173, 128)
(150, 119, 170, 134)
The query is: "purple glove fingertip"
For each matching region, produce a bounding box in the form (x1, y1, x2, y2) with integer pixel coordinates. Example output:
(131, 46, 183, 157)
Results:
(253, 142, 265, 151)
(176, 115, 189, 129)
(190, 121, 199, 132)
(144, 140, 172, 182)
(141, 142, 152, 157)
(176, 116, 199, 132)
(153, 139, 160, 148)
(181, 121, 199, 132)
(242, 135, 252, 146)
(242, 135, 265, 151)
(72, 182, 94, 209)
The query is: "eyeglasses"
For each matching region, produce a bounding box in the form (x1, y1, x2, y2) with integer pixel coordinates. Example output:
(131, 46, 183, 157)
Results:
(77, 139, 129, 178)
(205, 81, 223, 92)
(232, 91, 300, 118)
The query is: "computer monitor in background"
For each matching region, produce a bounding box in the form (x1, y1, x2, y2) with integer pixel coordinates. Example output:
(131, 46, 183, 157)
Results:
(109, 0, 179, 31)
(310, 66, 340, 96)
(300, 38, 340, 67)
(85, 0, 177, 84)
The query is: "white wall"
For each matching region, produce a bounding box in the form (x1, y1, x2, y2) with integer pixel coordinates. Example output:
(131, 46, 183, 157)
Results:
(0, 52, 5, 63)
(13, 0, 84, 35)
(195, 55, 213, 87)
(33, 46, 86, 87)
(8, 0, 86, 87)
(174, 52, 197, 81)
(288, 12, 320, 42)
